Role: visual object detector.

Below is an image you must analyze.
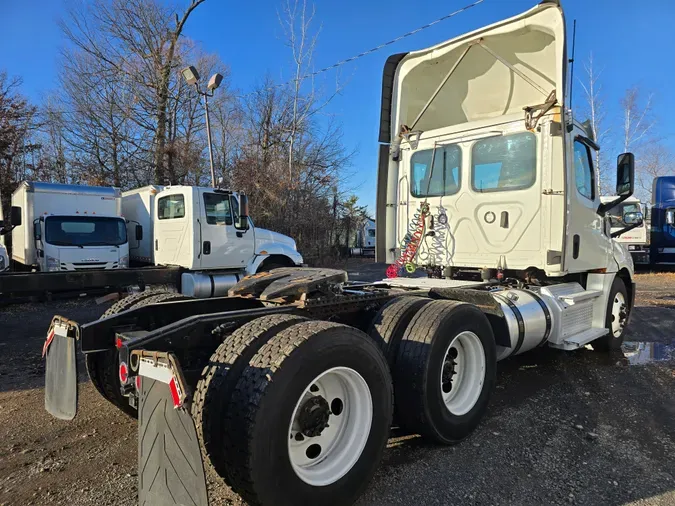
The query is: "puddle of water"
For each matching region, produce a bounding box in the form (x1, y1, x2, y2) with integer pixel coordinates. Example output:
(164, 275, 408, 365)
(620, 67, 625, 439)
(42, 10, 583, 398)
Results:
(621, 341, 675, 365)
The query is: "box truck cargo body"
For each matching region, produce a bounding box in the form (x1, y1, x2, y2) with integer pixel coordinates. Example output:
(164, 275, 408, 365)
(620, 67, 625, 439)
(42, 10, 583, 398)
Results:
(11, 182, 129, 271)
(121, 185, 163, 265)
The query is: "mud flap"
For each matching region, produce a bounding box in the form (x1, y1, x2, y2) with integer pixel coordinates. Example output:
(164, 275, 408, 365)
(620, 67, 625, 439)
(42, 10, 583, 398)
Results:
(138, 377, 208, 506)
(44, 323, 78, 420)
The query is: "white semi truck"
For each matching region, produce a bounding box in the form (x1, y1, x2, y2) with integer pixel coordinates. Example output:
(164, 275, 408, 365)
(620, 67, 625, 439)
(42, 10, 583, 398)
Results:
(43, 2, 645, 506)
(350, 218, 376, 257)
(11, 182, 130, 272)
(601, 196, 649, 264)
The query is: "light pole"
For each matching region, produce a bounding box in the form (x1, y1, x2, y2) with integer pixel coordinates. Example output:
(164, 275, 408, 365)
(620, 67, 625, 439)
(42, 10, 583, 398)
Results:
(181, 66, 224, 188)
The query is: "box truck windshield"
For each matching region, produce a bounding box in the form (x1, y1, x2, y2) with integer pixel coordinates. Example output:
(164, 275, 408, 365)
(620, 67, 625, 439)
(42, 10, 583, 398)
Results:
(44, 216, 127, 247)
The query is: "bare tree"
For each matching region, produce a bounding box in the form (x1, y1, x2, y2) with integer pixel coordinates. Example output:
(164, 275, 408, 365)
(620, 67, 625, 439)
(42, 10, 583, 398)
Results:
(60, 0, 206, 184)
(635, 143, 675, 204)
(621, 86, 655, 153)
(577, 53, 612, 193)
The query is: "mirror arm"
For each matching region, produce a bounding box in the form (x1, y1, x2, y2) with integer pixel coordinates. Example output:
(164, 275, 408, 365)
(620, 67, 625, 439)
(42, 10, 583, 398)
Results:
(598, 194, 631, 217)
(610, 222, 641, 239)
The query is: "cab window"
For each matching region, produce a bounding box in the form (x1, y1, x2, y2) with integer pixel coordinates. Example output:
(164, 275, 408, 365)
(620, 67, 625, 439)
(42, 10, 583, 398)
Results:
(204, 193, 232, 225)
(410, 144, 461, 197)
(472, 132, 536, 192)
(573, 141, 595, 200)
(157, 194, 185, 220)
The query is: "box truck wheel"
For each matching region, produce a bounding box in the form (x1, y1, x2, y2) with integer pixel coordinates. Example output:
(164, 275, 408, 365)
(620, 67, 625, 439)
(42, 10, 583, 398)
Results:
(393, 300, 496, 444)
(221, 321, 393, 506)
(192, 314, 308, 485)
(592, 277, 630, 352)
(368, 295, 431, 367)
(86, 291, 185, 418)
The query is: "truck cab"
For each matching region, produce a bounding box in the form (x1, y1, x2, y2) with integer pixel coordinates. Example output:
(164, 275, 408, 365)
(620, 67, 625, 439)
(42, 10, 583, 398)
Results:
(149, 186, 303, 295)
(601, 196, 649, 264)
(650, 176, 675, 265)
(376, 1, 636, 283)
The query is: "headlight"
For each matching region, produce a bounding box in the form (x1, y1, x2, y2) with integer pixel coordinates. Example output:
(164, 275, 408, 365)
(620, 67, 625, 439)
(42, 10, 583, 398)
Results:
(46, 256, 60, 272)
(120, 255, 129, 268)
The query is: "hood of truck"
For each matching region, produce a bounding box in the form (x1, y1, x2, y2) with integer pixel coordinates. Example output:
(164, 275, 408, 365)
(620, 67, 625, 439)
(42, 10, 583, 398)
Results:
(386, 1, 565, 138)
(255, 228, 297, 251)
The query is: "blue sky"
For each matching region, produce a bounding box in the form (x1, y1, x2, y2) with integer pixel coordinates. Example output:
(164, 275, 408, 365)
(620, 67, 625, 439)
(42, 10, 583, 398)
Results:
(2, 0, 674, 212)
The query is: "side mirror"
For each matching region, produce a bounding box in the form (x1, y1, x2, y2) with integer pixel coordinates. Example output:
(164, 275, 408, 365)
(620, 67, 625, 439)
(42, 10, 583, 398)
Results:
(236, 194, 250, 230)
(623, 211, 643, 226)
(136, 225, 143, 241)
(666, 209, 675, 226)
(616, 153, 635, 197)
(10, 206, 21, 227)
(33, 221, 41, 241)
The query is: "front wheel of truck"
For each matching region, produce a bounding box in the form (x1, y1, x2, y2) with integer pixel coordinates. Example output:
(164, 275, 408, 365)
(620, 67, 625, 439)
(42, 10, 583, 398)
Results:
(222, 320, 393, 506)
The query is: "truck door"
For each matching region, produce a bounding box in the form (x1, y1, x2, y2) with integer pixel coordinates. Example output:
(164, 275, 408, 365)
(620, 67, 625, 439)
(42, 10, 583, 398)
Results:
(154, 190, 194, 267)
(563, 131, 612, 272)
(199, 190, 254, 270)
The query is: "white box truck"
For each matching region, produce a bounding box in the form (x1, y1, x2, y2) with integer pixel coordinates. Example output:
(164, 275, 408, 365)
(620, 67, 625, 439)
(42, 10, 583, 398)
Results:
(121, 185, 304, 297)
(11, 182, 130, 272)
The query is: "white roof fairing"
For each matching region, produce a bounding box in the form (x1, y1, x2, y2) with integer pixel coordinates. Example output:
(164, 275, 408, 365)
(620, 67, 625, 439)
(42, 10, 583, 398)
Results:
(390, 1, 566, 138)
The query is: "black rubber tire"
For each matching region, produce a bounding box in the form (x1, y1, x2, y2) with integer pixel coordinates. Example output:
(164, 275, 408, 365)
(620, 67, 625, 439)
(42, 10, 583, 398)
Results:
(87, 292, 185, 418)
(368, 296, 432, 367)
(192, 314, 308, 484)
(223, 320, 393, 506)
(138, 377, 208, 506)
(592, 277, 630, 352)
(394, 300, 497, 444)
(86, 292, 161, 400)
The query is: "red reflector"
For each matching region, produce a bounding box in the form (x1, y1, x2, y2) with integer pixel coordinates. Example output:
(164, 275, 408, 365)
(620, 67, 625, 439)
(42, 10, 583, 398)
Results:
(42, 330, 55, 358)
(115, 337, 123, 349)
(169, 378, 181, 408)
(119, 362, 129, 384)
(135, 375, 141, 391)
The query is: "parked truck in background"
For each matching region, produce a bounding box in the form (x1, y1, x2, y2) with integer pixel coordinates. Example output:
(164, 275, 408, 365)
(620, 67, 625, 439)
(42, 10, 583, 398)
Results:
(11, 182, 129, 272)
(650, 176, 675, 265)
(350, 218, 376, 257)
(601, 196, 649, 264)
(42, 2, 647, 506)
(122, 185, 303, 297)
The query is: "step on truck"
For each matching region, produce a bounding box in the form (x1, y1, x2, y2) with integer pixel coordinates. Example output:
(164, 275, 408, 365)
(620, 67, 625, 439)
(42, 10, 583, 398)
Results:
(42, 2, 644, 505)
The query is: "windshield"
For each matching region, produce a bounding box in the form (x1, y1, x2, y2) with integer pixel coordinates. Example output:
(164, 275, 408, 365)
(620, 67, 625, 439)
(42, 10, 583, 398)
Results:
(608, 203, 642, 228)
(44, 216, 127, 246)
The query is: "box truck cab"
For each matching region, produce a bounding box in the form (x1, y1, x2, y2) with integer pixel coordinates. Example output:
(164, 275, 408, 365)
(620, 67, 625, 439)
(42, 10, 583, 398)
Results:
(650, 176, 675, 265)
(600, 196, 649, 264)
(122, 185, 303, 297)
(11, 182, 129, 271)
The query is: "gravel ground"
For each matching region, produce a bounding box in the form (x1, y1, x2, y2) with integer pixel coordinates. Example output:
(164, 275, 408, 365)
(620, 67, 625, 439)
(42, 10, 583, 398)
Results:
(0, 267, 674, 506)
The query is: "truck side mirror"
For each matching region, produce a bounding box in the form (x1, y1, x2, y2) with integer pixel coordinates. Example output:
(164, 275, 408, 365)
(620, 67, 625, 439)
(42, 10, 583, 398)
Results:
(236, 194, 250, 230)
(666, 209, 675, 226)
(33, 221, 41, 241)
(616, 153, 635, 197)
(136, 225, 143, 241)
(623, 211, 643, 226)
(10, 206, 21, 227)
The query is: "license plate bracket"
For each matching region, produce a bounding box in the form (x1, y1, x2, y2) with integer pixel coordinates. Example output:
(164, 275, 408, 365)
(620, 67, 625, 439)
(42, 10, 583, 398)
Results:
(44, 322, 78, 420)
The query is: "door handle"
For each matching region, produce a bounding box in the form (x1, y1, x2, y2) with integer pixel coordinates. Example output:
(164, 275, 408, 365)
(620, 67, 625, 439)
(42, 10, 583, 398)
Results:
(203, 241, 211, 255)
(155, 239, 158, 251)
(500, 211, 509, 228)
